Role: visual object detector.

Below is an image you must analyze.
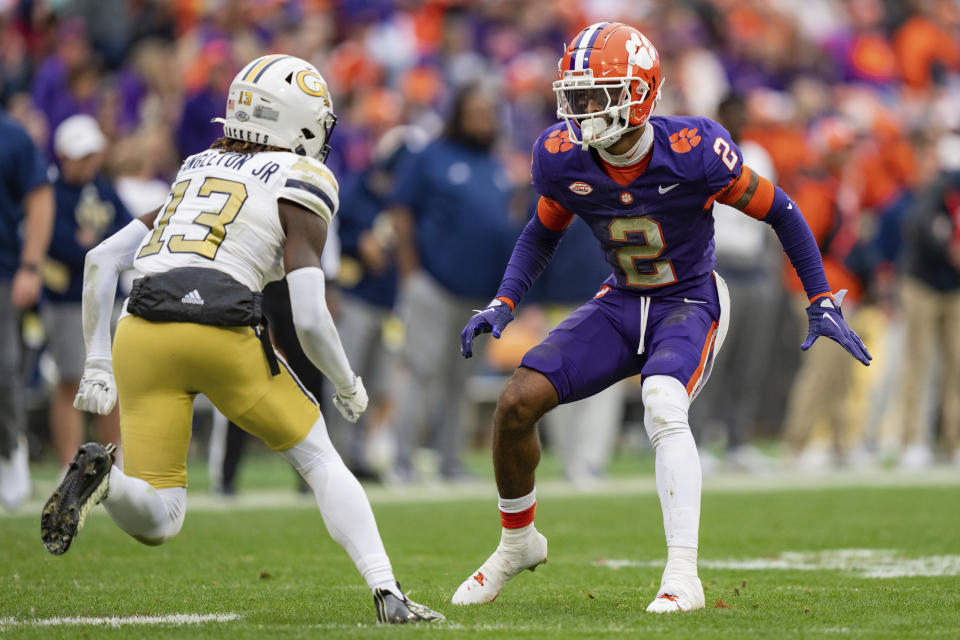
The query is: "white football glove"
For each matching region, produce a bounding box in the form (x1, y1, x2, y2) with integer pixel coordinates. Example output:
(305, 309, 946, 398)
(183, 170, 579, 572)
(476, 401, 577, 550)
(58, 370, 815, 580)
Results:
(73, 359, 118, 415)
(333, 375, 368, 423)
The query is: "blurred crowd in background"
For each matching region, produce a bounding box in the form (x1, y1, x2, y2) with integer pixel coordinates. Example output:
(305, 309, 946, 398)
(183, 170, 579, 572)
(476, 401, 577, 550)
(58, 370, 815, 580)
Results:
(1, 0, 959, 501)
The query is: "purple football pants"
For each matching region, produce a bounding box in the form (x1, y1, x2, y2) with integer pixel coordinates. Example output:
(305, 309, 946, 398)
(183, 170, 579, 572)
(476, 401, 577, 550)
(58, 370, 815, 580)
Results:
(521, 274, 730, 404)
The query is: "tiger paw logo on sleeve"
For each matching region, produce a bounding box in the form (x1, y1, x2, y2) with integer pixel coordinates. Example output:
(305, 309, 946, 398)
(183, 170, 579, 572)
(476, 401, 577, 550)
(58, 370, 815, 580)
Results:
(669, 127, 701, 153)
(545, 129, 574, 154)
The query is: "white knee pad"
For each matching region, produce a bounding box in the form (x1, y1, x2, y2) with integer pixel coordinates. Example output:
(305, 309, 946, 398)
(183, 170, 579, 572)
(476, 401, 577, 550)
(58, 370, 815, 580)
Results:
(642, 375, 691, 448)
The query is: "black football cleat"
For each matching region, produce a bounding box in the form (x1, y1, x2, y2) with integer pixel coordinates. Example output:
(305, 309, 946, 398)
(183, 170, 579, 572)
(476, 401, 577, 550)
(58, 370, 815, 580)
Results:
(373, 583, 445, 624)
(41, 442, 115, 555)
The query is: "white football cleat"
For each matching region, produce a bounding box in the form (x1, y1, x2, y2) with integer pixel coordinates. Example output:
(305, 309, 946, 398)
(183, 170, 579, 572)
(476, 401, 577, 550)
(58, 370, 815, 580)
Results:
(645, 577, 705, 613)
(0, 435, 31, 511)
(451, 527, 548, 605)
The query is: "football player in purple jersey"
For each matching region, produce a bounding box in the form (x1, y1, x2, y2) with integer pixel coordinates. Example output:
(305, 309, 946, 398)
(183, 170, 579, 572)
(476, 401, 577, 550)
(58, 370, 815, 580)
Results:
(452, 22, 871, 613)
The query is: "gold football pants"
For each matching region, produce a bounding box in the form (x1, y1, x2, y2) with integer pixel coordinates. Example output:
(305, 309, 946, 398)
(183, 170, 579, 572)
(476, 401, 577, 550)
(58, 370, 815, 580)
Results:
(113, 315, 320, 489)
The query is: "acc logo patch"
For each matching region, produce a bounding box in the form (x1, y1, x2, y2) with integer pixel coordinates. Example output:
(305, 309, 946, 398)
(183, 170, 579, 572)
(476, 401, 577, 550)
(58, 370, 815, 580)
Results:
(620, 191, 634, 204)
(670, 127, 701, 153)
(569, 181, 593, 195)
(235, 111, 250, 122)
(545, 129, 574, 153)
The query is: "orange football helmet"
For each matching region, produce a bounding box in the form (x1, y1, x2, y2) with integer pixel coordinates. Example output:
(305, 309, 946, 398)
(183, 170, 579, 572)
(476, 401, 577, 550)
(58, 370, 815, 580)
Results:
(554, 22, 663, 150)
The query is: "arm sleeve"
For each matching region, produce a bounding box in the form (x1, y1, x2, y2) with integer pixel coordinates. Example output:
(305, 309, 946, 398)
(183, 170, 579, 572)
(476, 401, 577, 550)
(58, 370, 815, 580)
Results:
(277, 157, 339, 224)
(286, 266, 355, 391)
(494, 197, 570, 308)
(717, 169, 831, 300)
(699, 118, 831, 300)
(81, 219, 151, 363)
(766, 189, 831, 300)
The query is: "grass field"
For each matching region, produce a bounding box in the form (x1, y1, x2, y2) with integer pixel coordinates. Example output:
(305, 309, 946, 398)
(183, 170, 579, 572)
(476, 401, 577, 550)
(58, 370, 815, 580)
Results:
(2, 454, 959, 639)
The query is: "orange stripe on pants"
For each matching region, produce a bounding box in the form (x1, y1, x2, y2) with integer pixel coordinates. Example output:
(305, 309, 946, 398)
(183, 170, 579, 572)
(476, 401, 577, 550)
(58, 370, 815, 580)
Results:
(685, 320, 718, 396)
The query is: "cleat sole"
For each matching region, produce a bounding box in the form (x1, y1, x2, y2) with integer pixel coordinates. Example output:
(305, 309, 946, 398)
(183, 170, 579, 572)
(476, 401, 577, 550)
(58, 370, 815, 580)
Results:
(40, 443, 114, 555)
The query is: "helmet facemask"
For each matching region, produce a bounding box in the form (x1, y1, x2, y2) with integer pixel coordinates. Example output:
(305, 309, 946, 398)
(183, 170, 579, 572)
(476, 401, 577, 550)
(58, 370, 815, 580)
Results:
(554, 69, 649, 150)
(293, 109, 338, 162)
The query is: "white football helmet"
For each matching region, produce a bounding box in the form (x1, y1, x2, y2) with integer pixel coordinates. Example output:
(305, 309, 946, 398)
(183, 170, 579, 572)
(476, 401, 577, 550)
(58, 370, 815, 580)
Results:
(213, 54, 337, 161)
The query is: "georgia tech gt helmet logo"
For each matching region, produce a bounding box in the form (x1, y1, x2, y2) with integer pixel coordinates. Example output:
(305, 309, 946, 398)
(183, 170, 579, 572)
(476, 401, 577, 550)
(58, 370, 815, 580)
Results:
(296, 70, 329, 103)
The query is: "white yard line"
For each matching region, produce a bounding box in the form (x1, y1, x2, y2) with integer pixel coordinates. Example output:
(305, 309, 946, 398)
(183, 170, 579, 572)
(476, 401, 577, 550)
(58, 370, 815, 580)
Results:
(5, 467, 959, 519)
(0, 613, 240, 628)
(595, 549, 960, 578)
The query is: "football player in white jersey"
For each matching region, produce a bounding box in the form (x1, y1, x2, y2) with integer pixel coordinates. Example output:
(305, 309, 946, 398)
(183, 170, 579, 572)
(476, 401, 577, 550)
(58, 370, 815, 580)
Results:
(39, 55, 444, 624)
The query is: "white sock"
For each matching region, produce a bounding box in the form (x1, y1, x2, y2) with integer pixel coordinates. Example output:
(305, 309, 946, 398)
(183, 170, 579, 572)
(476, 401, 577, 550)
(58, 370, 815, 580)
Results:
(498, 489, 535, 514)
(654, 429, 701, 548)
(642, 376, 701, 549)
(102, 466, 186, 545)
(500, 523, 538, 548)
(662, 546, 699, 586)
(283, 417, 398, 597)
(498, 488, 537, 549)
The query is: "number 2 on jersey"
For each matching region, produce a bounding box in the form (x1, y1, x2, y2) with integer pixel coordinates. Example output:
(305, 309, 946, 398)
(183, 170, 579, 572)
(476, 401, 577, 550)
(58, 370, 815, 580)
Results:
(712, 137, 739, 171)
(137, 177, 248, 260)
(608, 217, 677, 288)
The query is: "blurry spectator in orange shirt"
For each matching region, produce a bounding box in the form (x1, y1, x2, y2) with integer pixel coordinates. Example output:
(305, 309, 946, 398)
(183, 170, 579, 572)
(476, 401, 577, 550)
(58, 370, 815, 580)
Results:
(893, 2, 960, 92)
(781, 117, 869, 467)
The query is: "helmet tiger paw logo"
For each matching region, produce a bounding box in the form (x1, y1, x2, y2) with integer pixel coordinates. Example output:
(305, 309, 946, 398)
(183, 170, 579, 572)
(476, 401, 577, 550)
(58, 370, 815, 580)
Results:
(669, 127, 701, 153)
(545, 129, 574, 153)
(626, 32, 657, 71)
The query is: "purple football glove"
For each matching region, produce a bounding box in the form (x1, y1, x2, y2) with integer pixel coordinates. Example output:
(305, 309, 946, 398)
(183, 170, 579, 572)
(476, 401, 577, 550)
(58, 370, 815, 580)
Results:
(802, 289, 872, 366)
(460, 298, 514, 358)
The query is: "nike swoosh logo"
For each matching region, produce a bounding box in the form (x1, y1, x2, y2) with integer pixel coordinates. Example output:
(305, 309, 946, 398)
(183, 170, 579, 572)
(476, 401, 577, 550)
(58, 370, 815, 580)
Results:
(823, 313, 841, 330)
(683, 298, 707, 304)
(658, 183, 679, 194)
(787, 203, 793, 209)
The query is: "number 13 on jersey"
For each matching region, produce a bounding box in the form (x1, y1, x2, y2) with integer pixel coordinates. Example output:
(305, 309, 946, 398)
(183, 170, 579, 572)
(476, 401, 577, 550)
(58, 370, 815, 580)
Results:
(138, 177, 248, 260)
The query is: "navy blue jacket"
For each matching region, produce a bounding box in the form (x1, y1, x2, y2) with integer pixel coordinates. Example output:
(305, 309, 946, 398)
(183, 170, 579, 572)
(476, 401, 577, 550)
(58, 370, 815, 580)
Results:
(0, 113, 49, 279)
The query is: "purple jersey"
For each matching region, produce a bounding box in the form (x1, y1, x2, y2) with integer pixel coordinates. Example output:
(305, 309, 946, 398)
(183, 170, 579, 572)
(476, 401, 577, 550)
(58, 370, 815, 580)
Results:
(531, 116, 743, 298)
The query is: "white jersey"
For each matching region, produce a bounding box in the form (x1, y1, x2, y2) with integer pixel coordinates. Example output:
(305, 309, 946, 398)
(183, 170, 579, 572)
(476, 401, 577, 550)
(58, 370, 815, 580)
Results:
(133, 149, 339, 291)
